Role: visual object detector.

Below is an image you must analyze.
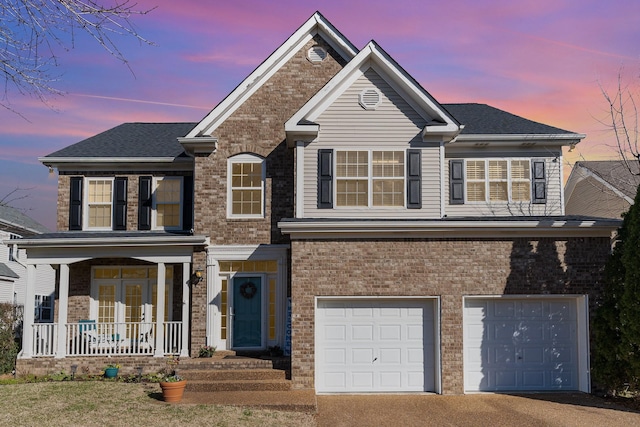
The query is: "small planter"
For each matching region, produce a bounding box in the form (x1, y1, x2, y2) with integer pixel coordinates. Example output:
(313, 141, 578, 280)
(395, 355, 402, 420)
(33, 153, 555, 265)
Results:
(160, 380, 187, 403)
(104, 367, 119, 378)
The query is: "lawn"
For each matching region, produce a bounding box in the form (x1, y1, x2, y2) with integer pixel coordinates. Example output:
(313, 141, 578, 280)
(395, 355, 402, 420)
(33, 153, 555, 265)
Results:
(0, 381, 316, 427)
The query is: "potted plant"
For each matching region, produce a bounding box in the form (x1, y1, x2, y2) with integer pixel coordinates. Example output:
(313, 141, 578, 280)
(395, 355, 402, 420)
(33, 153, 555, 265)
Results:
(198, 345, 216, 358)
(159, 356, 187, 403)
(104, 363, 120, 378)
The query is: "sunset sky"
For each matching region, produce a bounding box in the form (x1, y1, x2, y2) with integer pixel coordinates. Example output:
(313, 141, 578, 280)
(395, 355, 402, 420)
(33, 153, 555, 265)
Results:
(1, 0, 638, 230)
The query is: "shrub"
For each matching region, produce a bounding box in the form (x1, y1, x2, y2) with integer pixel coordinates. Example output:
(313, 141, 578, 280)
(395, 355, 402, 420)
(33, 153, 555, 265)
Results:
(0, 303, 21, 374)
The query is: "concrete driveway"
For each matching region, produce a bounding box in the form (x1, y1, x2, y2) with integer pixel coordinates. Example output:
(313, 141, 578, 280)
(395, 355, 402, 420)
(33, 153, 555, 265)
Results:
(316, 393, 640, 427)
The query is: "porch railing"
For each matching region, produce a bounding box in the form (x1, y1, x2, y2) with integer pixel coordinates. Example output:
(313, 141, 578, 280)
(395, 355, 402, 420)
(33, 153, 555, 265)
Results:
(29, 321, 183, 357)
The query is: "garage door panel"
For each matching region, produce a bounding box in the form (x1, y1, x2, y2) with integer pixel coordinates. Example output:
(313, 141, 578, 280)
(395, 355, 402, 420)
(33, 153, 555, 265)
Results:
(464, 298, 580, 392)
(317, 299, 436, 393)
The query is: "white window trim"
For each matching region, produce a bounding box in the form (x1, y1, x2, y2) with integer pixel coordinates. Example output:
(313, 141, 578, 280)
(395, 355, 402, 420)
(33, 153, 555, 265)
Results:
(335, 149, 406, 208)
(152, 176, 183, 231)
(227, 154, 266, 219)
(34, 294, 54, 323)
(464, 158, 531, 204)
(83, 177, 114, 231)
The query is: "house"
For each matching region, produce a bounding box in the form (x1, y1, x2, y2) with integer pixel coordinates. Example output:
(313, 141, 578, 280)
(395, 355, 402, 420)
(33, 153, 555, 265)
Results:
(15, 12, 619, 395)
(565, 160, 640, 219)
(0, 204, 55, 323)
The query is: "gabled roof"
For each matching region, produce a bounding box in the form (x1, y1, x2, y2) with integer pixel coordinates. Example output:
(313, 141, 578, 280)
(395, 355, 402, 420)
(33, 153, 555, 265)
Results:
(285, 40, 461, 145)
(40, 123, 197, 166)
(0, 204, 50, 235)
(182, 11, 358, 145)
(567, 160, 640, 202)
(0, 263, 19, 279)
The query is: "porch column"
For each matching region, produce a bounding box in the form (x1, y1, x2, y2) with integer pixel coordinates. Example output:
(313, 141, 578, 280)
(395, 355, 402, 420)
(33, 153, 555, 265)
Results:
(154, 262, 166, 357)
(180, 262, 190, 357)
(55, 264, 70, 358)
(20, 264, 37, 358)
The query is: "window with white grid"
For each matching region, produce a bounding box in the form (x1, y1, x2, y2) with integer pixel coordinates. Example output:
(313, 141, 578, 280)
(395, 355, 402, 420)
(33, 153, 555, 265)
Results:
(228, 154, 265, 217)
(336, 150, 405, 207)
(154, 177, 182, 229)
(465, 159, 532, 202)
(86, 178, 113, 229)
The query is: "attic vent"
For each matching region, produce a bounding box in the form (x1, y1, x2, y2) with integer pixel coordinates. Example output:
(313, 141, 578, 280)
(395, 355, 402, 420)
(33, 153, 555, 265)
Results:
(307, 46, 327, 63)
(359, 88, 381, 110)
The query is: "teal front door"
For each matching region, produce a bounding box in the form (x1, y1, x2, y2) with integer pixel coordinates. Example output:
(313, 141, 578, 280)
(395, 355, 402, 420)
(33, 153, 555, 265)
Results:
(232, 276, 263, 348)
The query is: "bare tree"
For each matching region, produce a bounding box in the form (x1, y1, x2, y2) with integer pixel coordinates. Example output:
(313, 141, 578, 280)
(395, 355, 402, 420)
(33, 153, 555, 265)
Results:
(0, 0, 154, 112)
(600, 71, 640, 174)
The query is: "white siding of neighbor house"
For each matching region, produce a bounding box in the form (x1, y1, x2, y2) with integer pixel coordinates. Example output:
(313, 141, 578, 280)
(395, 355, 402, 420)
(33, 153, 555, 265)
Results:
(301, 68, 443, 218)
(0, 230, 56, 310)
(443, 149, 564, 217)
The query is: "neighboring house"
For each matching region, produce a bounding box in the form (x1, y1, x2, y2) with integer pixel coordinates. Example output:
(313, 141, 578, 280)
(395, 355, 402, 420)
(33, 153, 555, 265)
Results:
(15, 12, 619, 395)
(0, 204, 55, 322)
(565, 160, 640, 219)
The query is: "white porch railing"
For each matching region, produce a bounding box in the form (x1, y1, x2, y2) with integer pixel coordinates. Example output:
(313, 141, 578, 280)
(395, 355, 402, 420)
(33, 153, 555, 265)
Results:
(33, 323, 57, 357)
(30, 321, 184, 357)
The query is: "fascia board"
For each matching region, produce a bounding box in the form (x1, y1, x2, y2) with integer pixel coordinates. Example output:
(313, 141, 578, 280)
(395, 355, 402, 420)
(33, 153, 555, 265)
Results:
(453, 134, 585, 145)
(178, 137, 218, 155)
(39, 157, 189, 164)
(16, 235, 208, 249)
(40, 157, 193, 172)
(278, 218, 621, 239)
(571, 164, 634, 204)
(187, 13, 358, 139)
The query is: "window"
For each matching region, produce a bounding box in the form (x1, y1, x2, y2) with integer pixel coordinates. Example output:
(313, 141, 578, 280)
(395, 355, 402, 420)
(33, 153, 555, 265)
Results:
(35, 295, 53, 323)
(336, 150, 405, 207)
(154, 177, 182, 229)
(463, 159, 532, 203)
(228, 154, 265, 217)
(86, 178, 113, 229)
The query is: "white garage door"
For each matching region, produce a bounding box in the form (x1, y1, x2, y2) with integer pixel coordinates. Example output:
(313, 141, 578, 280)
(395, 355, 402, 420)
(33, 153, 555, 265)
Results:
(464, 298, 580, 392)
(316, 299, 436, 393)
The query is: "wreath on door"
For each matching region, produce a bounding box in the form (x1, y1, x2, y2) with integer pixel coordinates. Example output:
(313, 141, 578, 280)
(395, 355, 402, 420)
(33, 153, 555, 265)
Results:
(240, 281, 258, 299)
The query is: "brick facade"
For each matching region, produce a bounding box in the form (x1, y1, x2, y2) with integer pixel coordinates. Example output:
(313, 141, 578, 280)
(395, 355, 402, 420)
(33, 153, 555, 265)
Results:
(193, 35, 346, 245)
(57, 171, 192, 232)
(289, 237, 611, 394)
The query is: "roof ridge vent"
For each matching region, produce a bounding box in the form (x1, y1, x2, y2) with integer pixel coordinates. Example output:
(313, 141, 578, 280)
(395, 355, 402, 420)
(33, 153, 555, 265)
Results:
(359, 88, 381, 110)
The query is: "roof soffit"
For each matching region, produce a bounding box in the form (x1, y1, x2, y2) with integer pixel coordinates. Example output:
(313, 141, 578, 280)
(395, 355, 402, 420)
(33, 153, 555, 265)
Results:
(285, 41, 461, 145)
(183, 12, 358, 141)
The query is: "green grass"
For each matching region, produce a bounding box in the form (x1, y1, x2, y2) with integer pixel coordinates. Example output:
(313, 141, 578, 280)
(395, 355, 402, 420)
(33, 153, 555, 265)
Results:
(0, 382, 316, 427)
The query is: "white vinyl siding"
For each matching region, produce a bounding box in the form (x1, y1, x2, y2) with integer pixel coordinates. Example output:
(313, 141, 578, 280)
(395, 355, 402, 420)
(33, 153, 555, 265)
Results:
(300, 69, 441, 218)
(444, 153, 563, 217)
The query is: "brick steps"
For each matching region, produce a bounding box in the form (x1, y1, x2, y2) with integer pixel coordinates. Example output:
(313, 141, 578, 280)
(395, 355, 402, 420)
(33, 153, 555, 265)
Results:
(186, 378, 291, 392)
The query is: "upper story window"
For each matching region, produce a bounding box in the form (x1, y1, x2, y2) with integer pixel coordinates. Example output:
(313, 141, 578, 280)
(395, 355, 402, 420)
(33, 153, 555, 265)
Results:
(336, 150, 404, 207)
(154, 177, 182, 230)
(449, 158, 545, 204)
(228, 154, 265, 218)
(318, 149, 421, 209)
(86, 178, 114, 229)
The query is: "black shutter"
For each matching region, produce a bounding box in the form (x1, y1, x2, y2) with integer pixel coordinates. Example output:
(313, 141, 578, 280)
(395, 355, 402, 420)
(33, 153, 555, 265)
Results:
(113, 177, 127, 230)
(406, 149, 421, 209)
(532, 161, 546, 204)
(182, 175, 194, 231)
(138, 176, 152, 230)
(318, 149, 333, 209)
(449, 160, 465, 204)
(69, 177, 83, 230)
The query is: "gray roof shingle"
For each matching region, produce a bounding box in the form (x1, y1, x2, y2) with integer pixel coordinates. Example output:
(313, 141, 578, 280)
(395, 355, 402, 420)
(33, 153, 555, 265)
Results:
(443, 103, 577, 135)
(577, 160, 640, 199)
(0, 204, 50, 235)
(43, 123, 197, 159)
(0, 263, 19, 279)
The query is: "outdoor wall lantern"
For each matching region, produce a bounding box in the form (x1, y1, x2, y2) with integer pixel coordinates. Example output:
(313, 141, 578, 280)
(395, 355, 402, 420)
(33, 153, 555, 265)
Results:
(191, 267, 204, 285)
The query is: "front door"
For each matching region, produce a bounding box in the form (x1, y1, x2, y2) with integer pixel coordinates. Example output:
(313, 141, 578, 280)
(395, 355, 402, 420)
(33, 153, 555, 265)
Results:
(231, 276, 263, 349)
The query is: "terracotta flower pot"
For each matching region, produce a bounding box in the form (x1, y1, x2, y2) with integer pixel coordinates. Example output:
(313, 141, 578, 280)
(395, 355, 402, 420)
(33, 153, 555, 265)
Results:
(160, 380, 187, 403)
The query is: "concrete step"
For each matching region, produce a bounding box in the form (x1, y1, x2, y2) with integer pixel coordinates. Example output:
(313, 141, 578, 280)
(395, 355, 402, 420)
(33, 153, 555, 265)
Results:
(176, 357, 274, 370)
(186, 378, 292, 392)
(180, 389, 317, 412)
(180, 368, 286, 381)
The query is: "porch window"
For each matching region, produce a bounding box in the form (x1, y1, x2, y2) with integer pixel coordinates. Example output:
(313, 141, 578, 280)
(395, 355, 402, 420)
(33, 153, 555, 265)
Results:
(34, 295, 53, 322)
(87, 178, 113, 229)
(228, 154, 265, 218)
